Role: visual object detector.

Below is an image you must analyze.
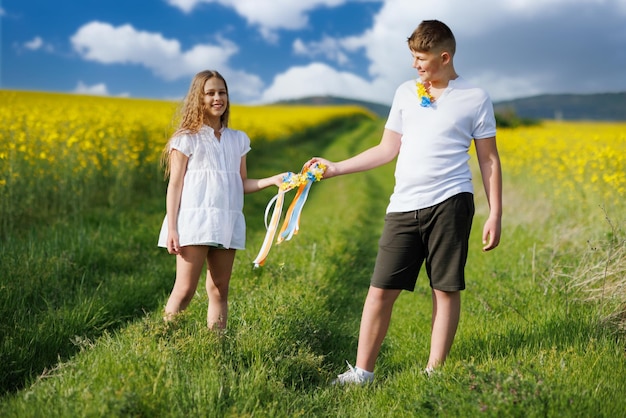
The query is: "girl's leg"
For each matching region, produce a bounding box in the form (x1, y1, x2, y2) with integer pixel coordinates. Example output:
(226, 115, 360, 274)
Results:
(164, 245, 209, 319)
(427, 289, 461, 369)
(205, 248, 236, 329)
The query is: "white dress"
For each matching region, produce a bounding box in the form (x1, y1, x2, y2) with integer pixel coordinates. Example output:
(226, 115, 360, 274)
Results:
(158, 125, 251, 250)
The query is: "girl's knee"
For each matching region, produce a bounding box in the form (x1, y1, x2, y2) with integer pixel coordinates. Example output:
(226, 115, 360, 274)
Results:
(206, 276, 230, 296)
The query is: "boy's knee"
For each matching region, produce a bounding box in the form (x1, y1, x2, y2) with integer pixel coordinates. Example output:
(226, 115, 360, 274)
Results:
(366, 287, 401, 305)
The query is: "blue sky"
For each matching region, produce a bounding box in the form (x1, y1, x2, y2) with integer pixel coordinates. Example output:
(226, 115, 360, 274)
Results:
(2, 0, 626, 105)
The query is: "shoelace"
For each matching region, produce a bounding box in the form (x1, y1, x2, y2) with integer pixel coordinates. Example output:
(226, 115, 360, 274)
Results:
(346, 361, 356, 371)
(342, 361, 357, 377)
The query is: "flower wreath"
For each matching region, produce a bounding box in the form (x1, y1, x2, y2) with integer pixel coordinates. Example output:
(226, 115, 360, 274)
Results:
(252, 162, 326, 267)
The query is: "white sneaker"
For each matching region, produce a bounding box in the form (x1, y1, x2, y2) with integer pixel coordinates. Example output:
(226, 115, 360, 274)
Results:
(332, 361, 374, 385)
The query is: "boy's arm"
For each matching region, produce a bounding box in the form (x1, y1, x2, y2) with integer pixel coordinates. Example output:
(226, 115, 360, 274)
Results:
(308, 128, 402, 179)
(475, 137, 502, 251)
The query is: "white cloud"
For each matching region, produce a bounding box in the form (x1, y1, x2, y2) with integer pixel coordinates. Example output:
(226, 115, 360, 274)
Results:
(73, 81, 131, 97)
(467, 72, 546, 102)
(70, 21, 264, 102)
(165, 0, 347, 40)
(73, 81, 110, 96)
(24, 36, 43, 50)
(259, 62, 393, 104)
(21, 36, 54, 53)
(163, 0, 199, 13)
(222, 70, 266, 102)
(292, 36, 350, 65)
(164, 0, 206, 13)
(0, 7, 6, 17)
(71, 21, 236, 80)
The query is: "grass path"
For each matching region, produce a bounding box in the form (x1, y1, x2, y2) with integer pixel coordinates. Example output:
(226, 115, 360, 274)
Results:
(2, 117, 625, 417)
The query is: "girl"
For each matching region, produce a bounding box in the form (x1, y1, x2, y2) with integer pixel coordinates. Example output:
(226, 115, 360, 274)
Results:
(158, 70, 284, 329)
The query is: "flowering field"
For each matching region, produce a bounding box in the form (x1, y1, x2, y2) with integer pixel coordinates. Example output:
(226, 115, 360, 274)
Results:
(0, 90, 372, 236)
(494, 121, 626, 209)
(1, 89, 624, 236)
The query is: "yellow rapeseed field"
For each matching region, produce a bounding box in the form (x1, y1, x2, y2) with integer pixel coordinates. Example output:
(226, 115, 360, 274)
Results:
(0, 90, 371, 183)
(496, 121, 626, 207)
(1, 90, 624, 234)
(0, 90, 371, 233)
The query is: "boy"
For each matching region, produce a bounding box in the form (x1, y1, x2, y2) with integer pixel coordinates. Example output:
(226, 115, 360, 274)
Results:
(307, 19, 502, 384)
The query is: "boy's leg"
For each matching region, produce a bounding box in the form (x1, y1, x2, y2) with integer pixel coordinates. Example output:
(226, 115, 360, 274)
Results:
(354, 211, 422, 373)
(205, 248, 236, 329)
(427, 289, 461, 369)
(423, 193, 472, 370)
(165, 245, 209, 318)
(356, 286, 402, 372)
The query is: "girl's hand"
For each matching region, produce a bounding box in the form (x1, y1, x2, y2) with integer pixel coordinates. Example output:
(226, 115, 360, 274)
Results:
(166, 231, 181, 255)
(272, 172, 288, 188)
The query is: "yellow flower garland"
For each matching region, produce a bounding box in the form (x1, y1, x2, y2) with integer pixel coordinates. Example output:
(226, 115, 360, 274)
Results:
(417, 81, 434, 107)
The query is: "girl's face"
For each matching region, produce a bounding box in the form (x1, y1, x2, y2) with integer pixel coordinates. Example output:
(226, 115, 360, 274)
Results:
(411, 49, 444, 83)
(203, 77, 228, 121)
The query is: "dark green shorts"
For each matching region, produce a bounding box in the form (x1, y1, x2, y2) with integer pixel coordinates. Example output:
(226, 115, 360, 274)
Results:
(370, 192, 475, 292)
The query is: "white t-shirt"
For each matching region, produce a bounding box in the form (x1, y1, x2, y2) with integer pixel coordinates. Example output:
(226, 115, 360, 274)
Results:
(158, 125, 251, 249)
(384, 76, 496, 212)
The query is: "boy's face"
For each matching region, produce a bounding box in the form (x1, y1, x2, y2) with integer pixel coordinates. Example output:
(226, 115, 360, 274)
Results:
(410, 49, 446, 82)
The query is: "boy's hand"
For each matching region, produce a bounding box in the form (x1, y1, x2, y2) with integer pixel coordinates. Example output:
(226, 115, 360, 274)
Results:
(305, 157, 337, 179)
(482, 216, 501, 251)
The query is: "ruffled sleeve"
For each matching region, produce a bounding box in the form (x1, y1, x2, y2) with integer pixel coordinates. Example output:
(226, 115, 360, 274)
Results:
(240, 131, 251, 157)
(169, 134, 193, 157)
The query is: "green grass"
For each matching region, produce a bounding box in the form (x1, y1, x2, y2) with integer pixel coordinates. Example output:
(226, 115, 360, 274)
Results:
(1, 117, 625, 417)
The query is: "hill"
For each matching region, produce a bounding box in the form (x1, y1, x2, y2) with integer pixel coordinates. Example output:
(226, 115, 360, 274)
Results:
(494, 92, 626, 121)
(274, 95, 390, 118)
(277, 92, 626, 121)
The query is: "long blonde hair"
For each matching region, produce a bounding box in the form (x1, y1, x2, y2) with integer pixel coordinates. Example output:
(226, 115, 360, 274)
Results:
(161, 70, 231, 178)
